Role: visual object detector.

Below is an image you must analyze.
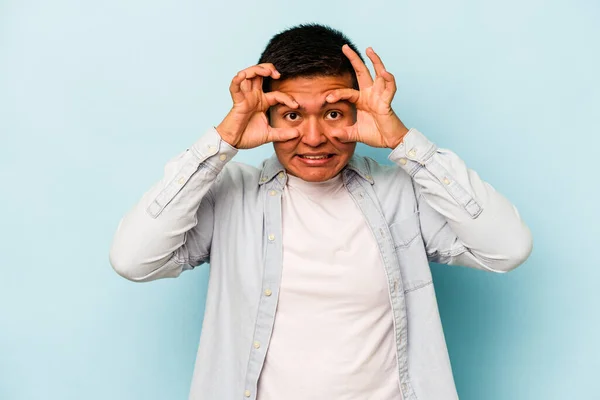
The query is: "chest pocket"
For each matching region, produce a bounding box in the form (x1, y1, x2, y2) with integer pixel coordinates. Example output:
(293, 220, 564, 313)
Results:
(389, 211, 433, 292)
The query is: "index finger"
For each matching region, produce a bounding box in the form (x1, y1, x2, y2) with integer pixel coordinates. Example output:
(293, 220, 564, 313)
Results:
(342, 44, 373, 88)
(256, 63, 281, 79)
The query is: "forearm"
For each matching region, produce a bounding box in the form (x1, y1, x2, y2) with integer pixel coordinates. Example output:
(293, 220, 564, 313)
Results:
(389, 128, 533, 272)
(109, 128, 238, 281)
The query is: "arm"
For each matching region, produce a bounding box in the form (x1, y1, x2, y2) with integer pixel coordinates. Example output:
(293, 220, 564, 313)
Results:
(109, 63, 299, 282)
(326, 46, 532, 272)
(389, 128, 533, 272)
(109, 129, 237, 282)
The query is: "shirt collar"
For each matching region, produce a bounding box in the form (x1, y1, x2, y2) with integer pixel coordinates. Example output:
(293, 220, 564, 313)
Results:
(258, 153, 374, 186)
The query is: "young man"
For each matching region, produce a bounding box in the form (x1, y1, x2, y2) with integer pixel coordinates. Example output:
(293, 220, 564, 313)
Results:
(110, 24, 532, 400)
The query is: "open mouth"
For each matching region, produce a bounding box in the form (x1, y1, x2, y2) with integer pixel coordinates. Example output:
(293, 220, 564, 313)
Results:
(297, 154, 334, 160)
(296, 153, 335, 166)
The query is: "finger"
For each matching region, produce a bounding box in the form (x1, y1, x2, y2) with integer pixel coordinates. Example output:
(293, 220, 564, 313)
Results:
(240, 65, 279, 81)
(373, 75, 386, 96)
(366, 47, 387, 77)
(264, 91, 298, 109)
(229, 71, 247, 103)
(240, 77, 252, 93)
(330, 126, 358, 144)
(382, 70, 397, 99)
(267, 127, 300, 143)
(256, 63, 281, 79)
(366, 47, 397, 100)
(342, 44, 373, 88)
(326, 88, 360, 104)
(251, 75, 263, 92)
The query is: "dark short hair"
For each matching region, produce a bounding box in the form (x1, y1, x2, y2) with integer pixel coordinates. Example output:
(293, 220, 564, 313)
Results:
(258, 23, 363, 92)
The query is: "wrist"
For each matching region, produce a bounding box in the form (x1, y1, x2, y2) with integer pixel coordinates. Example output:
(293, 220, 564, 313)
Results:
(215, 124, 239, 148)
(385, 116, 409, 149)
(216, 111, 249, 148)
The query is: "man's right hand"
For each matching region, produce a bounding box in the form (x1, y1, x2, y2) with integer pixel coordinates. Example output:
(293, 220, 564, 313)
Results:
(216, 63, 300, 149)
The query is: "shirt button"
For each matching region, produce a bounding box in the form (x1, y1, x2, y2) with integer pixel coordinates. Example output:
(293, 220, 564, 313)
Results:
(269, 190, 277, 196)
(365, 174, 372, 180)
(253, 341, 261, 349)
(260, 177, 268, 183)
(219, 154, 227, 161)
(177, 177, 185, 185)
(264, 289, 272, 296)
(443, 177, 451, 185)
(244, 390, 251, 397)
(399, 158, 408, 165)
(277, 172, 284, 179)
(408, 149, 417, 157)
(268, 234, 275, 241)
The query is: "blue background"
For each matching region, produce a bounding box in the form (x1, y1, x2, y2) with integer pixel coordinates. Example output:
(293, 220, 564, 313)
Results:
(1, 0, 598, 399)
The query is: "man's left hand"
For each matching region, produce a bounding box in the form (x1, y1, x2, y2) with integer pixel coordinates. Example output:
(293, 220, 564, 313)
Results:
(326, 45, 409, 149)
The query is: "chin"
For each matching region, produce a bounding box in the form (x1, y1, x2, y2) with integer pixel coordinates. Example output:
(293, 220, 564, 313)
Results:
(293, 169, 338, 182)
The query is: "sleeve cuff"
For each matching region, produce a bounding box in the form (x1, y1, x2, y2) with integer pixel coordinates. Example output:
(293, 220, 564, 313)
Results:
(189, 127, 239, 171)
(388, 128, 437, 175)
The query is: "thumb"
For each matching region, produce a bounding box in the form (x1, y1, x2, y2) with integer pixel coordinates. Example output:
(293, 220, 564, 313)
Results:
(330, 125, 358, 144)
(267, 127, 300, 143)
(264, 91, 298, 110)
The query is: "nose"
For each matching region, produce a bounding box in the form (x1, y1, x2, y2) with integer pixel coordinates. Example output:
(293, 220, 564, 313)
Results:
(300, 117, 327, 148)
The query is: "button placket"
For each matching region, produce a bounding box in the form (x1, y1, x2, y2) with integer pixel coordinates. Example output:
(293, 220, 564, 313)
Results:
(242, 180, 284, 396)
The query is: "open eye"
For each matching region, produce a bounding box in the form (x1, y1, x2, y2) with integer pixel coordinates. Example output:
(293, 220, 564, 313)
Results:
(284, 112, 300, 121)
(325, 110, 342, 120)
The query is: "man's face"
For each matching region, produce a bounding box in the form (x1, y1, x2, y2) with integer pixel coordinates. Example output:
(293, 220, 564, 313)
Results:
(270, 74, 357, 182)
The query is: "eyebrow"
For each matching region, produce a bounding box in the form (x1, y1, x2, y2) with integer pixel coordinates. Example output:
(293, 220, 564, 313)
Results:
(274, 100, 352, 112)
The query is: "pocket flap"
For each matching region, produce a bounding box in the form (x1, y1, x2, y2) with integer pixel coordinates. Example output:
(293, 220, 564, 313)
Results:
(389, 211, 421, 249)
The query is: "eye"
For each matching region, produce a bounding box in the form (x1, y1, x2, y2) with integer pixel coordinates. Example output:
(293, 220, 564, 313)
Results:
(326, 110, 342, 120)
(284, 112, 300, 121)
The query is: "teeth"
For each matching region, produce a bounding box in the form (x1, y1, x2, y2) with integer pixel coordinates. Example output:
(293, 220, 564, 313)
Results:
(302, 155, 328, 160)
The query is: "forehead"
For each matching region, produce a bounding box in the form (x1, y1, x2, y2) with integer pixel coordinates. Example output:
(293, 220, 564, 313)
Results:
(271, 74, 353, 96)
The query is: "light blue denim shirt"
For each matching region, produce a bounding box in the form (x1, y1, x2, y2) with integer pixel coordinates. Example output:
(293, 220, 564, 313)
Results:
(109, 127, 533, 400)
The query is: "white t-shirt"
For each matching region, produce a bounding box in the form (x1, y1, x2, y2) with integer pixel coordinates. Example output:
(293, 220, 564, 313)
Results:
(257, 173, 402, 400)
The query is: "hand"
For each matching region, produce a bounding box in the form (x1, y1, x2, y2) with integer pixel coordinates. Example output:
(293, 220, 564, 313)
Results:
(326, 45, 409, 149)
(216, 63, 300, 149)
